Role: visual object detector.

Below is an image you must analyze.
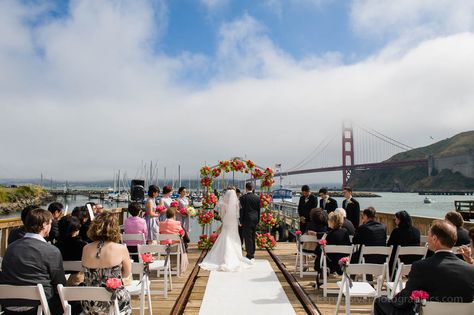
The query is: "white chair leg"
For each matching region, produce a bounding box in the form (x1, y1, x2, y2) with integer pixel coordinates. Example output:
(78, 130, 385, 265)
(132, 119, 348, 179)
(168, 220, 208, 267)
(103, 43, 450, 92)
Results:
(146, 280, 152, 315)
(335, 286, 343, 314)
(140, 280, 145, 315)
(299, 252, 304, 278)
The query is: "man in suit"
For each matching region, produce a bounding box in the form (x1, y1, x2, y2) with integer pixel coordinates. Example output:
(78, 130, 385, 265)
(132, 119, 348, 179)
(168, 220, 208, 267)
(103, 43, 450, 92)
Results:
(0, 208, 66, 315)
(342, 186, 360, 227)
(46, 201, 63, 243)
(352, 207, 387, 264)
(239, 182, 261, 260)
(374, 220, 474, 315)
(297, 185, 317, 232)
(318, 188, 338, 214)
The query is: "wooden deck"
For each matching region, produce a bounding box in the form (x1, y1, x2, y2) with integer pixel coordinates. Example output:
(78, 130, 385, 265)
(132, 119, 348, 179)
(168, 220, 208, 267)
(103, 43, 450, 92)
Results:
(134, 242, 372, 315)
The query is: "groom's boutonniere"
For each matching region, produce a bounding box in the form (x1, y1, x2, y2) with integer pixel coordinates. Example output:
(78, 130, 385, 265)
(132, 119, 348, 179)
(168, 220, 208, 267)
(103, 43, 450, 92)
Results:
(347, 199, 353, 204)
(326, 199, 330, 204)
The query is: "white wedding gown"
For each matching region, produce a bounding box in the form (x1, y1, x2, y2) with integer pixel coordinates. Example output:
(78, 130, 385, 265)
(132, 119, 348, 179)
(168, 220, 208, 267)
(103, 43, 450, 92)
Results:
(199, 190, 252, 272)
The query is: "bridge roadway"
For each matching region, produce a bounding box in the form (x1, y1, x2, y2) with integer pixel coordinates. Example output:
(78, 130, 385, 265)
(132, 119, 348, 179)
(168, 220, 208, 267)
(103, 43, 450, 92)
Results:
(275, 158, 428, 177)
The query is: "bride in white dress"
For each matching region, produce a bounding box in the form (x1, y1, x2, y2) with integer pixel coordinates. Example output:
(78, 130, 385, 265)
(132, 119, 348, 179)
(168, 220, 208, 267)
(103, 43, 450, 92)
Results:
(199, 188, 252, 272)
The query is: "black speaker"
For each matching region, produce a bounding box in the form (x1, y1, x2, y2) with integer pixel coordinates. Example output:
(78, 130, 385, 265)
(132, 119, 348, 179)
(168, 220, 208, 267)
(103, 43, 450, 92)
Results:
(130, 179, 145, 202)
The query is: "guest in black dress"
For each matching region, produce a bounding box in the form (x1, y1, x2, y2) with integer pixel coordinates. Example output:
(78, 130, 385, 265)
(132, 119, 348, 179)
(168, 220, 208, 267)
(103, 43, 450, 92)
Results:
(445, 211, 471, 246)
(387, 210, 421, 277)
(334, 208, 355, 236)
(314, 211, 351, 277)
(56, 215, 87, 261)
(72, 206, 92, 242)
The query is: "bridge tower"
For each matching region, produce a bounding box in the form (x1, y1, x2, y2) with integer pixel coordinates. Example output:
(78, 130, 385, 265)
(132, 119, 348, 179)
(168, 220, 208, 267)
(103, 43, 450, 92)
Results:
(342, 121, 354, 188)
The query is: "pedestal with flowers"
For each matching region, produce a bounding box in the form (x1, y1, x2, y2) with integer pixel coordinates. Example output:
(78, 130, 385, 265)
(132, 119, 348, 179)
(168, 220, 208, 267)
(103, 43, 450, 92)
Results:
(198, 158, 278, 250)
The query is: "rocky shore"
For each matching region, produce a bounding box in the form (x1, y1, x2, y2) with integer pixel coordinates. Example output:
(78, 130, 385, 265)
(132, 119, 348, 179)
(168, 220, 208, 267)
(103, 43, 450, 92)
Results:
(0, 187, 54, 215)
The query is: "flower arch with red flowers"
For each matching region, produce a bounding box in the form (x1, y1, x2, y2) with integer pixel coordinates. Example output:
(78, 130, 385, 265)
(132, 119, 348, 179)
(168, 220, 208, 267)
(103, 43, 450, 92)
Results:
(198, 158, 278, 249)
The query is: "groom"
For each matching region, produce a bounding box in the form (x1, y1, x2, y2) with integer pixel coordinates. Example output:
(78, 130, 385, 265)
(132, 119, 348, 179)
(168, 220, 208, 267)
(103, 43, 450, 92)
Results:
(239, 182, 261, 260)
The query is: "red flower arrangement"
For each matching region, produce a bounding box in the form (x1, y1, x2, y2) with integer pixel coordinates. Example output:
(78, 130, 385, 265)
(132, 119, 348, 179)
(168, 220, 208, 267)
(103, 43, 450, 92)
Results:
(198, 210, 214, 226)
(260, 212, 277, 228)
(198, 234, 216, 249)
(295, 230, 302, 236)
(231, 159, 245, 172)
(264, 167, 274, 176)
(200, 177, 213, 188)
(179, 207, 188, 216)
(211, 167, 221, 178)
(219, 160, 231, 172)
(256, 233, 277, 249)
(261, 177, 274, 188)
(202, 193, 218, 209)
(411, 290, 429, 314)
(246, 160, 255, 169)
(170, 201, 179, 208)
(200, 166, 211, 176)
(319, 239, 327, 246)
(156, 205, 167, 214)
(260, 193, 272, 208)
(252, 168, 264, 179)
(209, 232, 219, 244)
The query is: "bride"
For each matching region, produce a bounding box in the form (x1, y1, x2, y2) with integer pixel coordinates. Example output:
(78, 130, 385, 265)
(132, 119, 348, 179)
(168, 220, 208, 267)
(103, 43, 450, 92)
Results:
(199, 188, 252, 272)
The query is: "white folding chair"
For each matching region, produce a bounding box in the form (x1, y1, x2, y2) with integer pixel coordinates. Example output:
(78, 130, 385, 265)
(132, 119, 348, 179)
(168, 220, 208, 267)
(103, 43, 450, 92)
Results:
(62, 260, 83, 281)
(295, 234, 318, 278)
(0, 283, 51, 315)
(390, 246, 427, 279)
(359, 245, 393, 283)
(125, 262, 152, 315)
(121, 233, 146, 261)
(335, 263, 387, 315)
(320, 245, 354, 297)
(57, 284, 122, 315)
(387, 263, 411, 298)
(137, 244, 172, 298)
(157, 234, 182, 276)
(421, 301, 474, 315)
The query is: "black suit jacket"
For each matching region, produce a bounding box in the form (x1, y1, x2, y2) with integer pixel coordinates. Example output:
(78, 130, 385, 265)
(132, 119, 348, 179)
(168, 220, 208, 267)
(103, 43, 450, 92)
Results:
(353, 220, 387, 263)
(239, 192, 261, 227)
(456, 227, 471, 246)
(391, 251, 474, 310)
(319, 197, 338, 213)
(342, 218, 355, 236)
(342, 197, 360, 227)
(0, 237, 66, 307)
(297, 194, 317, 221)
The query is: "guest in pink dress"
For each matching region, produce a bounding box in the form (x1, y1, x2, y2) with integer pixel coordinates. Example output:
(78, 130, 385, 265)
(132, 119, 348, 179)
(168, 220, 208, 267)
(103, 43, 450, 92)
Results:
(124, 202, 147, 261)
(159, 207, 189, 245)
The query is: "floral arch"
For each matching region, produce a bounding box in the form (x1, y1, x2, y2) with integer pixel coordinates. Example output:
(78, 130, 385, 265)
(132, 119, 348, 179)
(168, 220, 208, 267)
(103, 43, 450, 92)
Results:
(197, 158, 279, 250)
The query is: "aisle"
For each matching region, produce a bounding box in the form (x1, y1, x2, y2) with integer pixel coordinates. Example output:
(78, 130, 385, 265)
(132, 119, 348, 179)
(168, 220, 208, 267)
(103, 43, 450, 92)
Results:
(198, 260, 297, 315)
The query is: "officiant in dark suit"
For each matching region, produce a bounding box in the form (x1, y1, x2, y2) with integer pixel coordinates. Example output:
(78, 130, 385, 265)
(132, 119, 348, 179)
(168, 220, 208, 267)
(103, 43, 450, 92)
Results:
(374, 220, 474, 315)
(239, 182, 261, 260)
(318, 188, 338, 214)
(342, 186, 360, 227)
(297, 185, 317, 232)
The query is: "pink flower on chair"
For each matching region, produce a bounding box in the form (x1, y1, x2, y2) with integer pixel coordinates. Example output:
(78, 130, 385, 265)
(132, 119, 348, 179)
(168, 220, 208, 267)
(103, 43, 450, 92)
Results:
(105, 278, 122, 290)
(140, 253, 154, 263)
(295, 230, 302, 236)
(339, 257, 349, 265)
(410, 290, 429, 301)
(179, 229, 185, 237)
(319, 239, 327, 246)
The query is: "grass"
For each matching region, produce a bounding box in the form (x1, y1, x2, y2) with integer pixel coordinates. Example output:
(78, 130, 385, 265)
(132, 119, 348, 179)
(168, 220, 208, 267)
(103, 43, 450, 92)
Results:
(0, 186, 45, 203)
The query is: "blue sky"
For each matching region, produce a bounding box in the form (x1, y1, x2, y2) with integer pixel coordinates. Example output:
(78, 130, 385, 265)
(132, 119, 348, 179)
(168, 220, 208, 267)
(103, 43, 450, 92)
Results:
(2, 0, 474, 180)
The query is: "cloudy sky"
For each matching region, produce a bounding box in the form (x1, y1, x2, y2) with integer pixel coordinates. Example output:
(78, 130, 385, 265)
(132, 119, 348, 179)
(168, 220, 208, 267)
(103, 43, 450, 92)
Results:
(1, 0, 474, 184)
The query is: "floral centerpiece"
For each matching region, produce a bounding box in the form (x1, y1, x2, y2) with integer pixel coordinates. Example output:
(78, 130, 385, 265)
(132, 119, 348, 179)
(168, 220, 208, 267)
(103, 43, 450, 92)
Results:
(411, 290, 429, 315)
(256, 233, 277, 250)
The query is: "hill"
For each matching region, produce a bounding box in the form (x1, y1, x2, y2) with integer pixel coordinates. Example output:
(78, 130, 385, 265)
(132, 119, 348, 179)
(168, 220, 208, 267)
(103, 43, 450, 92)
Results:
(348, 131, 474, 191)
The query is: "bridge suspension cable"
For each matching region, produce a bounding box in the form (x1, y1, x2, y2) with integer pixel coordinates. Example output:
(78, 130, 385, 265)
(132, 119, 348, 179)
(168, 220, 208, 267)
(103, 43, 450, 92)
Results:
(288, 134, 337, 171)
(354, 123, 413, 151)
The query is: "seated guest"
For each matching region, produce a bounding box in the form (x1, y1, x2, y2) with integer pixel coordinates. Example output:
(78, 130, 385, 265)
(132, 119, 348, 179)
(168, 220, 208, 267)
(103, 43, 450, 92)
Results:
(56, 215, 87, 261)
(72, 206, 91, 242)
(334, 208, 355, 236)
(46, 202, 63, 244)
(318, 188, 338, 214)
(158, 206, 189, 245)
(0, 208, 66, 315)
(352, 207, 387, 264)
(123, 202, 148, 261)
(387, 211, 421, 275)
(374, 220, 474, 315)
(304, 208, 328, 253)
(314, 212, 351, 281)
(55, 215, 87, 286)
(445, 211, 470, 246)
(459, 227, 474, 265)
(81, 212, 132, 315)
(7, 205, 37, 244)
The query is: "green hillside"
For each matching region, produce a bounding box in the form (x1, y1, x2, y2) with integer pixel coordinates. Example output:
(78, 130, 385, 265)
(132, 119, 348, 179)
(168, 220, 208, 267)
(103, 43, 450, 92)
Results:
(348, 130, 474, 191)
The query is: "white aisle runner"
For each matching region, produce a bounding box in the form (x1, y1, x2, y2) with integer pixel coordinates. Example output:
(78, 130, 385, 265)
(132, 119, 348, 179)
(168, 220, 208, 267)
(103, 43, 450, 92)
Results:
(198, 260, 297, 315)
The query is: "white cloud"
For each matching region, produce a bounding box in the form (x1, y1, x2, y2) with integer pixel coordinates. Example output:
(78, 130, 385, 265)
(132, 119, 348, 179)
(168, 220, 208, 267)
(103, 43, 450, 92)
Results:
(350, 0, 474, 39)
(199, 0, 230, 11)
(1, 1, 474, 184)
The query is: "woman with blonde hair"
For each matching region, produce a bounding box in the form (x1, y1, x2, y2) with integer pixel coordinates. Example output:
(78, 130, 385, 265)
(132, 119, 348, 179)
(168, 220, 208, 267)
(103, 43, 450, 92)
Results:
(81, 212, 132, 314)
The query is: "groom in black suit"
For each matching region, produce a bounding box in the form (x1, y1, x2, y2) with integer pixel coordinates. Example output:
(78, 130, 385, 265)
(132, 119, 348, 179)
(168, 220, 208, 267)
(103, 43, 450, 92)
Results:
(240, 182, 261, 260)
(318, 188, 338, 214)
